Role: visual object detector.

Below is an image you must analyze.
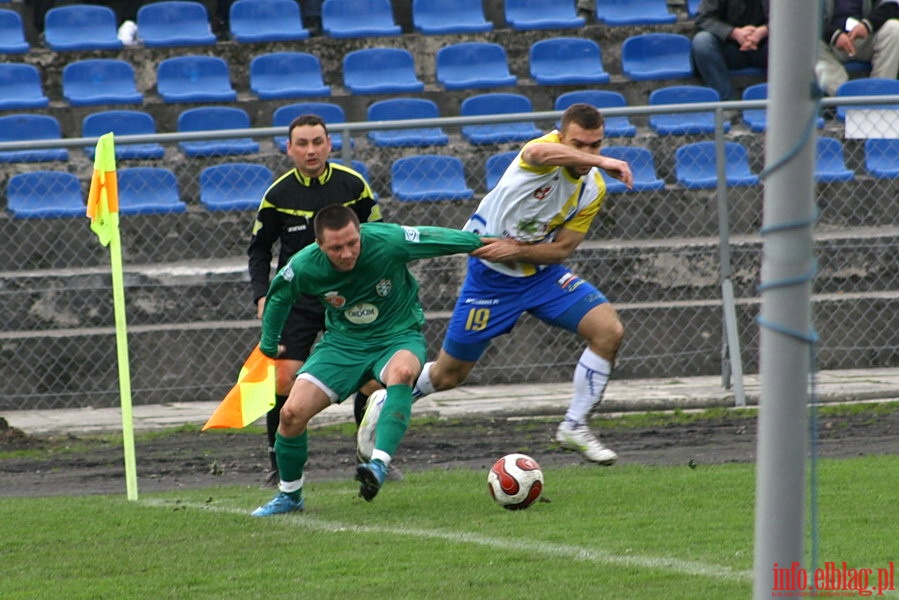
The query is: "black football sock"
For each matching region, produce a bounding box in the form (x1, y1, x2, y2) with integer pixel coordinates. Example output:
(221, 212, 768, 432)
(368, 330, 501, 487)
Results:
(267, 395, 288, 471)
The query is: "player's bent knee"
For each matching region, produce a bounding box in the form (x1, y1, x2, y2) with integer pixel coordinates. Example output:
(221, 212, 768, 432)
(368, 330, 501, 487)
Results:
(278, 404, 309, 433)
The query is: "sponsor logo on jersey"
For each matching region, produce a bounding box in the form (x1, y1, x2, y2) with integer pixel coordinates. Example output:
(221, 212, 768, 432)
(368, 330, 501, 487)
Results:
(375, 278, 392, 297)
(345, 303, 378, 324)
(287, 224, 307, 233)
(464, 297, 499, 306)
(281, 265, 294, 281)
(323, 291, 346, 308)
(402, 225, 420, 243)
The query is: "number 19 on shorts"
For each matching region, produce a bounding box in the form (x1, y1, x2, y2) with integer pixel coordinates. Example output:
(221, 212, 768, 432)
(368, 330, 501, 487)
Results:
(465, 308, 490, 331)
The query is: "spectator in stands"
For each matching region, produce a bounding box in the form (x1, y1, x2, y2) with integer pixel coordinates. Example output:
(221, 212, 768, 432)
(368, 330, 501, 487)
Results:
(691, 0, 770, 101)
(247, 114, 382, 486)
(815, 0, 899, 96)
(357, 104, 634, 466)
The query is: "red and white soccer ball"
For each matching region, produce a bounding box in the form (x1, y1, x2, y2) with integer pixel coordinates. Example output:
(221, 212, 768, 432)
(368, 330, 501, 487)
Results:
(487, 453, 544, 510)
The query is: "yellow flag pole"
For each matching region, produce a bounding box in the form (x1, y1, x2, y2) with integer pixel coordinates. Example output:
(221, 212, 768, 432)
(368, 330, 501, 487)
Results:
(109, 214, 139, 501)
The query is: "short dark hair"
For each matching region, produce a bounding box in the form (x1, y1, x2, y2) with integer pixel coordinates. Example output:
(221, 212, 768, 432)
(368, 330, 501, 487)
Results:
(560, 103, 604, 133)
(288, 114, 329, 140)
(314, 204, 360, 239)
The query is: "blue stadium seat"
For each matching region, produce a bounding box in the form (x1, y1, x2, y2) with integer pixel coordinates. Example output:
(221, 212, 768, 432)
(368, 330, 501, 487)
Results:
(529, 38, 610, 86)
(844, 59, 873, 73)
(322, 0, 401, 38)
(343, 48, 424, 94)
(177, 107, 259, 157)
(331, 159, 377, 198)
(332, 159, 370, 180)
(864, 138, 899, 179)
(554, 90, 636, 137)
(741, 83, 768, 133)
(0, 114, 68, 163)
(815, 137, 854, 183)
(596, 0, 675, 25)
(460, 93, 543, 145)
(412, 0, 492, 34)
(250, 52, 330, 99)
(621, 33, 694, 81)
(366, 98, 449, 147)
(0, 63, 49, 109)
(229, 0, 309, 42)
(137, 1, 216, 47)
(62, 59, 143, 107)
(199, 163, 274, 211)
(272, 102, 351, 152)
(436, 42, 517, 90)
(117, 167, 187, 215)
(44, 4, 122, 51)
(0, 9, 29, 53)
(503, 0, 585, 30)
(82, 110, 166, 160)
(391, 155, 474, 202)
(675, 141, 759, 189)
(834, 77, 899, 121)
(7, 171, 84, 218)
(157, 56, 237, 103)
(485, 150, 518, 190)
(599, 146, 665, 193)
(648, 85, 729, 135)
(741, 83, 824, 132)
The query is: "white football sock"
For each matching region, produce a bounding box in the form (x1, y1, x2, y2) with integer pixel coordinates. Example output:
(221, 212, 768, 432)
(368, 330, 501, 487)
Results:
(371, 449, 392, 466)
(412, 361, 436, 400)
(564, 348, 611, 425)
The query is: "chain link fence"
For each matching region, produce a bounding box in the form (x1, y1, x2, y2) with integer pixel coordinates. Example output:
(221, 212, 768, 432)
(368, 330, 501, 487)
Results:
(1, 98, 897, 410)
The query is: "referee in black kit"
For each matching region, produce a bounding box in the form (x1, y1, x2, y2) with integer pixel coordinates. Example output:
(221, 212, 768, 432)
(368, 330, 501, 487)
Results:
(248, 114, 382, 486)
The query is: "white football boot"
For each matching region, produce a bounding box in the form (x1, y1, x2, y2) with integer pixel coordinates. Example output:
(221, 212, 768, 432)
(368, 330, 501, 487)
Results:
(555, 421, 618, 465)
(356, 389, 386, 463)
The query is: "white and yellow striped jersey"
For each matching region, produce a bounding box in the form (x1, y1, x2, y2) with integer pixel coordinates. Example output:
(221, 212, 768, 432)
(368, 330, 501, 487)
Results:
(463, 131, 606, 277)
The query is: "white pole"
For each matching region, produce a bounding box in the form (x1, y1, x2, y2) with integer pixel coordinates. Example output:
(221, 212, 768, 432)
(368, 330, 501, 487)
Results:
(752, 1, 820, 598)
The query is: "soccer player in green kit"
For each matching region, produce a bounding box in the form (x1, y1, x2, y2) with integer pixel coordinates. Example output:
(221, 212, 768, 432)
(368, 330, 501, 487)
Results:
(252, 205, 496, 516)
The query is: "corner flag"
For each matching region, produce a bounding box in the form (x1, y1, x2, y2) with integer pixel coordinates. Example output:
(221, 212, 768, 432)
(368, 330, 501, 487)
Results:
(203, 346, 276, 430)
(86, 132, 119, 246)
(85, 132, 139, 501)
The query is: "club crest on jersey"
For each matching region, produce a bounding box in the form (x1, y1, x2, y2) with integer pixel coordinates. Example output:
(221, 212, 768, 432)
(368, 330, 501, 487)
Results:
(323, 291, 346, 308)
(280, 264, 294, 281)
(533, 185, 552, 200)
(375, 278, 392, 297)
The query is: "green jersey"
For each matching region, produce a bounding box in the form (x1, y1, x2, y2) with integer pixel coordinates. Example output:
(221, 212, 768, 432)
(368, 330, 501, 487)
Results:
(260, 222, 483, 357)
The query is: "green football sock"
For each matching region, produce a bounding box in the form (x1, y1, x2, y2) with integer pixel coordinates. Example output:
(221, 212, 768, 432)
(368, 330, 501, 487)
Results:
(374, 384, 413, 456)
(274, 431, 307, 501)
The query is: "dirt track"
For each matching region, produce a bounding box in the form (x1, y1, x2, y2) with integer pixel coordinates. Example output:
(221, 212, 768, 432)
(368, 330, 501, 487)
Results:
(1, 406, 897, 498)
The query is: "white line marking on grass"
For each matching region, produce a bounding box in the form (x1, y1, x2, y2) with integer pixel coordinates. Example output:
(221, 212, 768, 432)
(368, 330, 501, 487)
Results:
(141, 499, 750, 582)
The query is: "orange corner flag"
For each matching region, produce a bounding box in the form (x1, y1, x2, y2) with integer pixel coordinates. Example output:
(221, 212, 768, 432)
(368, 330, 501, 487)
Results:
(86, 132, 119, 247)
(203, 346, 276, 431)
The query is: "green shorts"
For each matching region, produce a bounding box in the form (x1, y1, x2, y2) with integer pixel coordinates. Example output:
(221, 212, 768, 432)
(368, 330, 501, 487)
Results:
(297, 329, 427, 403)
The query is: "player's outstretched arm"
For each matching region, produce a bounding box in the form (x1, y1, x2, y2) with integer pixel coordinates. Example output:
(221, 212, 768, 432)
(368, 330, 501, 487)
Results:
(523, 142, 633, 189)
(471, 228, 585, 264)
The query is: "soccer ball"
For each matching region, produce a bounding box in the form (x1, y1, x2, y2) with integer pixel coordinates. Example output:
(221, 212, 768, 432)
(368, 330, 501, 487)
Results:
(487, 453, 544, 510)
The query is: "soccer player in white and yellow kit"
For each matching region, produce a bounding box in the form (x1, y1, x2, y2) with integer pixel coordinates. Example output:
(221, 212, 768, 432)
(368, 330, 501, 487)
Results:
(359, 103, 634, 465)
